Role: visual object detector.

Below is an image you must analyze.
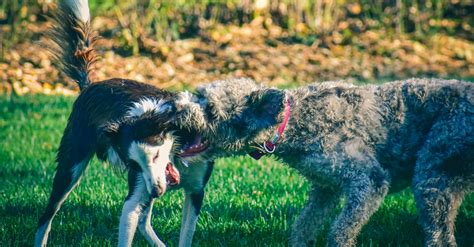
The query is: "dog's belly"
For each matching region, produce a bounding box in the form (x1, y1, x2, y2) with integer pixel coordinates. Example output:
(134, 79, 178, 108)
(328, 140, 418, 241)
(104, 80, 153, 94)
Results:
(378, 152, 416, 188)
(387, 177, 411, 193)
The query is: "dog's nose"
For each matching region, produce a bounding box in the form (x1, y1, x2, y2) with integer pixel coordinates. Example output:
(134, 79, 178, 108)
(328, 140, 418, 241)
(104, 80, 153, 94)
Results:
(150, 185, 164, 198)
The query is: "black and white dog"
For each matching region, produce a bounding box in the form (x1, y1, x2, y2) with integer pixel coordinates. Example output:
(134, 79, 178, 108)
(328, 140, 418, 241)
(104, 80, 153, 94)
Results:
(35, 0, 184, 246)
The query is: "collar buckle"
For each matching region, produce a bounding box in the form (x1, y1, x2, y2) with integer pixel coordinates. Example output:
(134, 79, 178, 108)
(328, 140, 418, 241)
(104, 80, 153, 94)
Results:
(248, 95, 291, 160)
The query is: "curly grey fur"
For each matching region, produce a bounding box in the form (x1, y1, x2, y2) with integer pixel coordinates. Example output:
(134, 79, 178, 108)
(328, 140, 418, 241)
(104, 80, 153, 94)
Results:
(176, 78, 473, 246)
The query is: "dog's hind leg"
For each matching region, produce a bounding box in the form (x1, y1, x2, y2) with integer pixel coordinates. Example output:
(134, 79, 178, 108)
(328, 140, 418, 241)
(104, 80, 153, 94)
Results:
(327, 163, 389, 247)
(289, 185, 340, 247)
(35, 156, 91, 247)
(413, 114, 473, 247)
(413, 171, 467, 247)
(119, 169, 165, 247)
(179, 161, 214, 247)
(413, 147, 472, 246)
(35, 124, 96, 246)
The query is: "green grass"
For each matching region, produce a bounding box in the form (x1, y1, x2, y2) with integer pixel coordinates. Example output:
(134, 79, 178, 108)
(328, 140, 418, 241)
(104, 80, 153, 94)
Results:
(0, 95, 473, 246)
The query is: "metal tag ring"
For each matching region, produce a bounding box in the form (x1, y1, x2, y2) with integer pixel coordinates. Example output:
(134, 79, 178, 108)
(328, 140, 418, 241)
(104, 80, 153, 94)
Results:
(264, 142, 276, 153)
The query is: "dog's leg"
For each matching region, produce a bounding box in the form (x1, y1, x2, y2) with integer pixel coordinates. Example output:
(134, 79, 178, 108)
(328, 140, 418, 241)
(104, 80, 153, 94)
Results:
(119, 169, 161, 247)
(179, 191, 203, 247)
(35, 157, 90, 247)
(413, 172, 466, 247)
(327, 164, 389, 247)
(137, 199, 165, 246)
(412, 116, 474, 247)
(412, 148, 473, 247)
(179, 161, 214, 247)
(289, 185, 340, 247)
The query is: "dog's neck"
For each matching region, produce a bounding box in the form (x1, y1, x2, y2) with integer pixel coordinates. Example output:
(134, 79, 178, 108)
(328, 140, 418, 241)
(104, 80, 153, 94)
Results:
(248, 95, 291, 159)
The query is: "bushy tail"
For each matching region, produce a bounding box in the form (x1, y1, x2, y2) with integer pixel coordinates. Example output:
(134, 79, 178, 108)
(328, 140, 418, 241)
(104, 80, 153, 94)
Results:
(48, 0, 98, 90)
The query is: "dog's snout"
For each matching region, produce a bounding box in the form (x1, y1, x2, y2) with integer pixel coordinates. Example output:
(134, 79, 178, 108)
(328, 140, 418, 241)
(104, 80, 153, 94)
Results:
(150, 185, 165, 198)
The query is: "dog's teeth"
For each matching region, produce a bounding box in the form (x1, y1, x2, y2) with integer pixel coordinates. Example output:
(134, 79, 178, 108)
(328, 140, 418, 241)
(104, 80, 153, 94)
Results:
(182, 160, 189, 167)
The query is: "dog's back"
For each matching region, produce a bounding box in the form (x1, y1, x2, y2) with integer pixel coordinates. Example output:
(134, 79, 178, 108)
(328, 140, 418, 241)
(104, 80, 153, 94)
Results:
(290, 78, 473, 180)
(69, 78, 175, 128)
(271, 78, 473, 206)
(375, 79, 473, 183)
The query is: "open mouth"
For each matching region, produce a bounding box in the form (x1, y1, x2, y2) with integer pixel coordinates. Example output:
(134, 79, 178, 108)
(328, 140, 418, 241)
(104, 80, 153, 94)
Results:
(178, 134, 209, 158)
(165, 162, 180, 186)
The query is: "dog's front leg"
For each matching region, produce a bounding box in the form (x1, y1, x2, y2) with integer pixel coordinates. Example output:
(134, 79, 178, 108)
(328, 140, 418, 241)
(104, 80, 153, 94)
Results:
(119, 169, 161, 247)
(179, 190, 203, 247)
(138, 199, 165, 246)
(179, 161, 214, 247)
(289, 185, 340, 247)
(327, 164, 389, 247)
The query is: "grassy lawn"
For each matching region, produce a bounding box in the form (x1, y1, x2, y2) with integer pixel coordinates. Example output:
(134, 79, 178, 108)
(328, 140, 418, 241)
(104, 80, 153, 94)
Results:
(0, 94, 473, 247)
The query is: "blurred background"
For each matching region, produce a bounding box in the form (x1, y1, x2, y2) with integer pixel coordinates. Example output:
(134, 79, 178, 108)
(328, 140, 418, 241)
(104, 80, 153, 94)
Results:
(0, 0, 473, 94)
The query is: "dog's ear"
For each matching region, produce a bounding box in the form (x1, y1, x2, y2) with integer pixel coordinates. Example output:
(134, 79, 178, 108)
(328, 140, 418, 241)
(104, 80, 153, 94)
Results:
(240, 88, 285, 131)
(248, 88, 284, 120)
(132, 114, 173, 140)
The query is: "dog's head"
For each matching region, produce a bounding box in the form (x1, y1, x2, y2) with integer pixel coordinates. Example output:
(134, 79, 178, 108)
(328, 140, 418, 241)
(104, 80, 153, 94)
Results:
(103, 100, 180, 198)
(175, 78, 285, 156)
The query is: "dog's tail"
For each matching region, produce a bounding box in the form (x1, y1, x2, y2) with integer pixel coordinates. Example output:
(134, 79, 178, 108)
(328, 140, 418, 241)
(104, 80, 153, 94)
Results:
(48, 0, 98, 90)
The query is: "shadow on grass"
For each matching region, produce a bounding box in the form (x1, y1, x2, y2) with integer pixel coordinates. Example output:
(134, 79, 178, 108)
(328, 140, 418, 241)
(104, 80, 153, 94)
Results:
(1, 185, 473, 246)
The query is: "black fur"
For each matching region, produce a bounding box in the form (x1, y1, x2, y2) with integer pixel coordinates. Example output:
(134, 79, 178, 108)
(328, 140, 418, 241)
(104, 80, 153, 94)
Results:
(190, 192, 205, 215)
(202, 161, 214, 186)
(190, 161, 214, 215)
(36, 1, 181, 246)
(126, 168, 141, 201)
(36, 78, 178, 245)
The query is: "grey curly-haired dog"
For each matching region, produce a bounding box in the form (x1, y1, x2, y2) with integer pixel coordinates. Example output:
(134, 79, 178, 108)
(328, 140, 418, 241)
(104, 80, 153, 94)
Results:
(174, 78, 473, 246)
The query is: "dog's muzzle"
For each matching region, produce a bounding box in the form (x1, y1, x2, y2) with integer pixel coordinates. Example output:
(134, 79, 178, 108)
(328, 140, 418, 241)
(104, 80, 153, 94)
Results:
(149, 163, 179, 198)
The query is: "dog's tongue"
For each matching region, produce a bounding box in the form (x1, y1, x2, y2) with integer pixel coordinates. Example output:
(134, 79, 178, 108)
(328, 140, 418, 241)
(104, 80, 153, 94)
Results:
(166, 162, 180, 186)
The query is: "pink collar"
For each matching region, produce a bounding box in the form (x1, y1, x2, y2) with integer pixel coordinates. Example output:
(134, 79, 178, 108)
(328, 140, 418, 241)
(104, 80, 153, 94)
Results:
(249, 95, 291, 160)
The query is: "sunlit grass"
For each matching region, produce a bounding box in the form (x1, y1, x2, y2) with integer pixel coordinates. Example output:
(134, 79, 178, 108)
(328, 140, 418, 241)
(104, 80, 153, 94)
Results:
(0, 95, 473, 246)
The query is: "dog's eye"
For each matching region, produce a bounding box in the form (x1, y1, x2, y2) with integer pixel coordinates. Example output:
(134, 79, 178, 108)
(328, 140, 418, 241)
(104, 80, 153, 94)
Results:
(153, 151, 159, 163)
